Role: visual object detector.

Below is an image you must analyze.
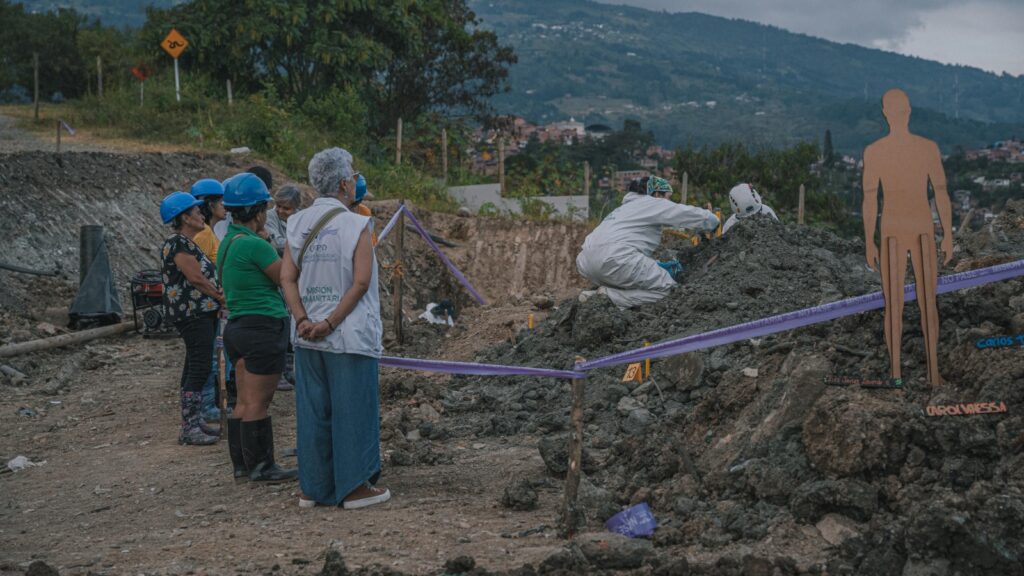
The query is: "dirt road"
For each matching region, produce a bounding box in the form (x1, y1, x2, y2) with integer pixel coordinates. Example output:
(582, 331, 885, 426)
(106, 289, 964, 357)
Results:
(1, 313, 569, 575)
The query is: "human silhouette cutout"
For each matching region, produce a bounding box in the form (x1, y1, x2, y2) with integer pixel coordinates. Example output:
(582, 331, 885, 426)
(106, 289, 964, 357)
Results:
(862, 88, 953, 385)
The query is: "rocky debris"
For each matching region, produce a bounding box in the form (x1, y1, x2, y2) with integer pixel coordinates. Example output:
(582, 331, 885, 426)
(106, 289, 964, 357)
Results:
(41, 353, 84, 396)
(501, 479, 539, 511)
(1, 364, 28, 385)
(531, 295, 554, 310)
(318, 549, 349, 576)
(442, 208, 1024, 570)
(24, 561, 60, 576)
(572, 532, 655, 570)
(957, 199, 1024, 262)
(814, 513, 861, 546)
(790, 479, 878, 522)
(443, 555, 476, 574)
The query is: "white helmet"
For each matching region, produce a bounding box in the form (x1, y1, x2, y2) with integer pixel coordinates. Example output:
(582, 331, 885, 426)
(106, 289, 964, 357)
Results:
(729, 183, 764, 219)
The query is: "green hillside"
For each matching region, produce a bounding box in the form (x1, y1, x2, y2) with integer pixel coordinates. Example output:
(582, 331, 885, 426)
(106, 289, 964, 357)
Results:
(15, 0, 1024, 153)
(472, 0, 1024, 153)
(18, 0, 179, 28)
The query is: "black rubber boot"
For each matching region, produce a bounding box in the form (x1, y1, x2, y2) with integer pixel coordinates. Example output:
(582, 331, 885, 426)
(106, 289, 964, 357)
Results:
(227, 418, 249, 482)
(240, 417, 297, 483)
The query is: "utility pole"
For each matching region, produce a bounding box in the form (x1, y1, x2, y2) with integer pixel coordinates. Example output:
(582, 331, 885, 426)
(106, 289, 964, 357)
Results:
(583, 161, 591, 197)
(681, 172, 689, 204)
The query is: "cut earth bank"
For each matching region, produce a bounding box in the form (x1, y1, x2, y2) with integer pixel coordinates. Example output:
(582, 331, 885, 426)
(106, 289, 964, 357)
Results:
(2, 146, 1023, 575)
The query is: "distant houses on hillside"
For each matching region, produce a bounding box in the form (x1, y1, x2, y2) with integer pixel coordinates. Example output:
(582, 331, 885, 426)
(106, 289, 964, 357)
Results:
(469, 116, 677, 184)
(964, 139, 1023, 163)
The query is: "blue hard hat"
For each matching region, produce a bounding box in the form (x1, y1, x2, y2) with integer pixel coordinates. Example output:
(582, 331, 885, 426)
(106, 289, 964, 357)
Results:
(190, 178, 224, 198)
(160, 191, 203, 224)
(355, 174, 367, 203)
(222, 172, 271, 207)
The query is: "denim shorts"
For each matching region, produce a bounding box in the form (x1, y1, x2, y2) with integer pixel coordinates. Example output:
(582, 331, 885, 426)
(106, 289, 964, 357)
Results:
(223, 315, 288, 375)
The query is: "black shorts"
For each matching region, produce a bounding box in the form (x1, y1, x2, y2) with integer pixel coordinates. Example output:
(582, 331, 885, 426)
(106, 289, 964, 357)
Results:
(223, 315, 289, 375)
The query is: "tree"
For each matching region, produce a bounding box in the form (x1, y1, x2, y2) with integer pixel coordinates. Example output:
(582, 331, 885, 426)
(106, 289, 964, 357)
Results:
(143, 0, 516, 134)
(0, 2, 90, 100)
(671, 141, 825, 212)
(823, 128, 835, 167)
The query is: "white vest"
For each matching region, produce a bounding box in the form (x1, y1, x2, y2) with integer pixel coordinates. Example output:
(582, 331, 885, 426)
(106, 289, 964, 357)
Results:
(286, 197, 382, 357)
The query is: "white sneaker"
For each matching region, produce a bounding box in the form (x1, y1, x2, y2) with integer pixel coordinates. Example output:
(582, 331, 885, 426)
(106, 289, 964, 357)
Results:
(342, 486, 391, 510)
(578, 290, 598, 303)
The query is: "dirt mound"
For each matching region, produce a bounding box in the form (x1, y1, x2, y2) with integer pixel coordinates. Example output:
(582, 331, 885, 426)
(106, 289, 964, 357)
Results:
(0, 151, 588, 344)
(442, 210, 1024, 573)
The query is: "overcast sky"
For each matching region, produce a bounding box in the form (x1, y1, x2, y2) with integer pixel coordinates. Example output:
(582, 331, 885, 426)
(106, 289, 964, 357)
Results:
(597, 0, 1024, 76)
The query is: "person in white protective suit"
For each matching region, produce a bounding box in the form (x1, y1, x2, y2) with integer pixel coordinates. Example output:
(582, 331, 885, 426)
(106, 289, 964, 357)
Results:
(721, 183, 779, 234)
(576, 176, 720, 308)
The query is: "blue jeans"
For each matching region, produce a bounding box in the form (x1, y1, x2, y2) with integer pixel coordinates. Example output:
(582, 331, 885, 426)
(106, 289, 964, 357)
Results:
(295, 347, 381, 506)
(201, 321, 232, 413)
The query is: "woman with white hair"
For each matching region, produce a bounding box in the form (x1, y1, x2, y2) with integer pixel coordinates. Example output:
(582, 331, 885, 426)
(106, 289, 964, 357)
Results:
(280, 147, 389, 509)
(265, 185, 304, 256)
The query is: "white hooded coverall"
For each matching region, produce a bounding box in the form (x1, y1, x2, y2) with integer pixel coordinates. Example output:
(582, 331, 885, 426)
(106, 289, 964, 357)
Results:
(576, 192, 719, 308)
(721, 204, 779, 234)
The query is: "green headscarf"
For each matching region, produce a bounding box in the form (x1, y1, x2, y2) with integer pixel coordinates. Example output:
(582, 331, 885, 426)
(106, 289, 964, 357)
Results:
(646, 176, 673, 196)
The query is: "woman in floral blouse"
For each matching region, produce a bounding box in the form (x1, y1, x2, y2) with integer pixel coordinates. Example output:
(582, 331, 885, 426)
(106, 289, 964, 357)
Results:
(159, 191, 226, 446)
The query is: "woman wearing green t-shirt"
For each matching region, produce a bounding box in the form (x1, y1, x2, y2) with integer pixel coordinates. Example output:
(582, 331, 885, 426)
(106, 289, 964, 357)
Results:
(218, 173, 296, 484)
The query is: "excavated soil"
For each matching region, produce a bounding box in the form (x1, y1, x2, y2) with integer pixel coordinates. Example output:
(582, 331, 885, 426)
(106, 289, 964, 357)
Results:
(435, 203, 1024, 575)
(4, 143, 1024, 576)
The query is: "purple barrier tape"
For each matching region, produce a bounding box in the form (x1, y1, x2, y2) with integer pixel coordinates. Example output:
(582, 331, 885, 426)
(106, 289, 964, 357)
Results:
(578, 259, 1024, 371)
(381, 355, 584, 379)
(376, 204, 406, 243)
(404, 208, 487, 305)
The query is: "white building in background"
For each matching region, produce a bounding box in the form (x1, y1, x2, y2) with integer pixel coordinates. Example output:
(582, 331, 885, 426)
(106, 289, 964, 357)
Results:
(552, 117, 585, 138)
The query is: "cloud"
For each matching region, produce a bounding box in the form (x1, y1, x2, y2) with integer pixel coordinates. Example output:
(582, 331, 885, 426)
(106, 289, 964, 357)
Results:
(883, 1, 1024, 75)
(596, 0, 1024, 75)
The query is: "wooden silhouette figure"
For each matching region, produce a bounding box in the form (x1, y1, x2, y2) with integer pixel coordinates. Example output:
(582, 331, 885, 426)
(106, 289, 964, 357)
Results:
(862, 88, 953, 385)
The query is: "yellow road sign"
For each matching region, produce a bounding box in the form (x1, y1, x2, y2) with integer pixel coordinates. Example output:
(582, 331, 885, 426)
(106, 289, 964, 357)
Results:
(161, 29, 189, 59)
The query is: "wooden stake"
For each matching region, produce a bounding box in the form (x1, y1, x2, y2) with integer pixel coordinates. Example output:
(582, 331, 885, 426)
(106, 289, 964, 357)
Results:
(396, 118, 403, 165)
(562, 360, 586, 539)
(441, 127, 448, 184)
(96, 56, 103, 99)
(55, 120, 61, 153)
(498, 137, 506, 195)
(33, 52, 39, 121)
(681, 172, 689, 204)
(217, 318, 228, 435)
(394, 202, 405, 345)
(584, 161, 591, 197)
(227, 79, 233, 106)
(798, 184, 806, 225)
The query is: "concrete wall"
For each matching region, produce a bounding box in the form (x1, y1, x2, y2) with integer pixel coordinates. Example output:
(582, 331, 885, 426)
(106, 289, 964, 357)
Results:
(447, 184, 588, 221)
